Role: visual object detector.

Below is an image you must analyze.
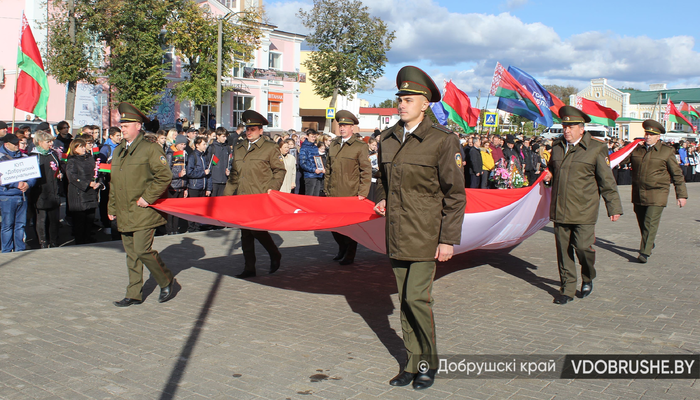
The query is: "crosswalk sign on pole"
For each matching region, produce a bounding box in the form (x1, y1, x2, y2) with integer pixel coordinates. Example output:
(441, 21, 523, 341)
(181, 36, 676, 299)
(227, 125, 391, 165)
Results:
(484, 112, 498, 127)
(326, 108, 336, 119)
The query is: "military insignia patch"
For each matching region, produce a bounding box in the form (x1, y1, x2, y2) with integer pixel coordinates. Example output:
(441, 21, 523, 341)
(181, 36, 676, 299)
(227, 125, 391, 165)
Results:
(278, 155, 283, 162)
(160, 155, 167, 166)
(402, 82, 409, 89)
(455, 153, 462, 168)
(605, 156, 610, 166)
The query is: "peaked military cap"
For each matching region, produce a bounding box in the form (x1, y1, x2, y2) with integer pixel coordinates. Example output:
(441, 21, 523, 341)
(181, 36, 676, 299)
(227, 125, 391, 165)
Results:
(118, 102, 150, 123)
(335, 110, 359, 125)
(396, 66, 441, 102)
(558, 105, 591, 124)
(241, 110, 268, 127)
(642, 119, 665, 135)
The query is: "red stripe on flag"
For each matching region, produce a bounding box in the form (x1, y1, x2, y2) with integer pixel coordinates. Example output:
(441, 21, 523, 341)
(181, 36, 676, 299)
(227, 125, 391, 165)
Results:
(14, 71, 41, 113)
(19, 14, 44, 69)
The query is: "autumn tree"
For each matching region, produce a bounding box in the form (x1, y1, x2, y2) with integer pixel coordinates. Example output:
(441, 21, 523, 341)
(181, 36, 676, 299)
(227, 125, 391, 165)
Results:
(544, 84, 578, 105)
(298, 0, 394, 131)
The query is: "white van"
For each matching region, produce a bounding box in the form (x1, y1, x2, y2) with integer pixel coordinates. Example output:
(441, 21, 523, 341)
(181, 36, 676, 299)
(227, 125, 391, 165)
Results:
(540, 123, 611, 141)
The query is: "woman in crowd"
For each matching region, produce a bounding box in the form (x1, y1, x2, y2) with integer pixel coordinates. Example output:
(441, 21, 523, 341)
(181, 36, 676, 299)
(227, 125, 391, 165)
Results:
(279, 139, 297, 193)
(316, 139, 328, 196)
(66, 138, 101, 245)
(166, 129, 179, 147)
(367, 137, 379, 201)
(186, 136, 211, 232)
(29, 131, 62, 248)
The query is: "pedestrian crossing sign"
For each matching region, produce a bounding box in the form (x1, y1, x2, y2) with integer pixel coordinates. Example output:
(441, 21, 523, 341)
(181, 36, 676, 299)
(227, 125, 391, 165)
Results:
(326, 108, 336, 119)
(484, 112, 498, 127)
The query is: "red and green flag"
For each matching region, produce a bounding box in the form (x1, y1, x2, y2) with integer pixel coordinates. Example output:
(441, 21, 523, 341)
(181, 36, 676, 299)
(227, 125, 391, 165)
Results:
(679, 101, 700, 121)
(98, 163, 111, 173)
(92, 145, 100, 154)
(61, 153, 68, 162)
(441, 80, 479, 133)
(173, 150, 185, 158)
(665, 99, 697, 132)
(489, 62, 544, 116)
(14, 12, 49, 119)
(575, 96, 619, 127)
(548, 91, 566, 123)
(211, 155, 220, 166)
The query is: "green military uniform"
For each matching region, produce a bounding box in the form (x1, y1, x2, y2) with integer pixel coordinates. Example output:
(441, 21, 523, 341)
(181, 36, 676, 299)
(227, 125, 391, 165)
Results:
(548, 106, 623, 301)
(628, 120, 687, 261)
(109, 102, 173, 304)
(224, 110, 286, 277)
(325, 110, 372, 264)
(376, 67, 466, 381)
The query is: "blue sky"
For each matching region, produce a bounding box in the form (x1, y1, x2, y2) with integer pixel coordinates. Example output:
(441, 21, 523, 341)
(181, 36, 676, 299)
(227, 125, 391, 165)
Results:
(265, 0, 700, 105)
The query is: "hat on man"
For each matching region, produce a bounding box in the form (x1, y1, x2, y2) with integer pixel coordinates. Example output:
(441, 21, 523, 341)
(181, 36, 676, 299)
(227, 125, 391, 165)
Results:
(335, 110, 359, 125)
(241, 110, 268, 127)
(174, 134, 189, 145)
(558, 105, 591, 124)
(36, 122, 50, 132)
(642, 119, 665, 135)
(118, 102, 150, 123)
(395, 66, 441, 102)
(1, 133, 20, 145)
(505, 134, 516, 144)
(0, 121, 7, 130)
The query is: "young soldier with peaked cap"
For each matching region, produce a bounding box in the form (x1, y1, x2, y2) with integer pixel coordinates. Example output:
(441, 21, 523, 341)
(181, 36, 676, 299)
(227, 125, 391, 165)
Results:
(626, 119, 687, 263)
(543, 106, 623, 305)
(373, 66, 466, 390)
(325, 110, 372, 265)
(109, 102, 175, 307)
(224, 110, 286, 278)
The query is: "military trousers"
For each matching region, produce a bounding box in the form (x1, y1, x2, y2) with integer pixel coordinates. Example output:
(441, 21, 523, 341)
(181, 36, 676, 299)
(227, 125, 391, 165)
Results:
(633, 204, 664, 257)
(390, 259, 437, 373)
(331, 232, 357, 261)
(121, 228, 173, 300)
(553, 223, 596, 298)
(240, 229, 281, 272)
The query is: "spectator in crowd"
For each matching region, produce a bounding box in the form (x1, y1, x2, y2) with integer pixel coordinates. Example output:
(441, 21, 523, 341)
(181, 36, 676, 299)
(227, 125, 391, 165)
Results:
(279, 139, 297, 193)
(678, 141, 689, 179)
(186, 128, 197, 155)
(0, 134, 37, 252)
(175, 118, 183, 133)
(489, 135, 505, 166)
(66, 138, 102, 245)
(367, 137, 379, 201)
(299, 129, 324, 196)
(467, 136, 484, 188)
(0, 121, 7, 138)
(156, 130, 168, 152)
(502, 134, 523, 173)
(166, 129, 179, 147)
(186, 136, 211, 232)
(29, 131, 62, 248)
(165, 135, 189, 235)
(521, 137, 538, 186)
(208, 127, 231, 197)
(317, 140, 328, 196)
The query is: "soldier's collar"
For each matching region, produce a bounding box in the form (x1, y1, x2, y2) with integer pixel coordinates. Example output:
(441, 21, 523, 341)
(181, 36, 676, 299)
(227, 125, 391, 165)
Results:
(578, 132, 591, 149)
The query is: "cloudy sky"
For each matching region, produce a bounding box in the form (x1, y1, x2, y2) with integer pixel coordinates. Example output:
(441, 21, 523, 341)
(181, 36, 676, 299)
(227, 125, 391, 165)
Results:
(265, 0, 700, 106)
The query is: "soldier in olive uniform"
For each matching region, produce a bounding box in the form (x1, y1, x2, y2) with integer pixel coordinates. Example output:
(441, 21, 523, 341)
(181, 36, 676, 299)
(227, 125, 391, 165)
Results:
(109, 103, 175, 307)
(325, 110, 372, 265)
(627, 120, 688, 263)
(224, 110, 286, 278)
(373, 66, 466, 390)
(543, 106, 623, 305)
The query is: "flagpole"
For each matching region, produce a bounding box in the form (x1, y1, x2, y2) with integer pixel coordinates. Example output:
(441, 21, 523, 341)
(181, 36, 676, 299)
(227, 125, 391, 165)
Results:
(482, 93, 491, 134)
(11, 12, 23, 134)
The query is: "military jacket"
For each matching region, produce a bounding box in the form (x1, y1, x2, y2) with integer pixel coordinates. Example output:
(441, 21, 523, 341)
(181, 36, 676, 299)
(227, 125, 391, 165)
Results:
(324, 135, 372, 197)
(223, 137, 286, 195)
(108, 133, 172, 232)
(628, 141, 687, 207)
(548, 132, 623, 224)
(375, 117, 466, 261)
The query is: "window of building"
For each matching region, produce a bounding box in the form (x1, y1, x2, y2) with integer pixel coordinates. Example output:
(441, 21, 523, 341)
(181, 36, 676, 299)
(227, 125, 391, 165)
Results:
(267, 101, 281, 129)
(232, 96, 253, 127)
(661, 93, 667, 100)
(233, 60, 254, 78)
(630, 112, 636, 118)
(223, 0, 236, 8)
(643, 112, 651, 119)
(269, 52, 282, 70)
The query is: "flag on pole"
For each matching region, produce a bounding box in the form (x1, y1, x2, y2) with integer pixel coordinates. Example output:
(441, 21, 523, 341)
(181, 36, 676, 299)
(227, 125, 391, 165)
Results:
(98, 163, 111, 173)
(211, 155, 220, 166)
(430, 102, 449, 126)
(665, 99, 696, 132)
(14, 12, 50, 119)
(575, 97, 619, 127)
(173, 150, 185, 158)
(92, 145, 100, 154)
(548, 92, 566, 123)
(679, 101, 700, 121)
(489, 62, 544, 116)
(495, 66, 553, 126)
(441, 81, 479, 133)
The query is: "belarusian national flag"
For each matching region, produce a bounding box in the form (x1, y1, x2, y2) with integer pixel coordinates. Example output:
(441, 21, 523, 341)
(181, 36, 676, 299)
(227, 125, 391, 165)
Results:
(575, 96, 619, 127)
(442, 80, 479, 133)
(98, 163, 111, 173)
(489, 62, 544, 116)
(679, 101, 700, 121)
(173, 150, 185, 158)
(665, 99, 696, 132)
(14, 12, 49, 119)
(211, 155, 220, 166)
(92, 145, 100, 154)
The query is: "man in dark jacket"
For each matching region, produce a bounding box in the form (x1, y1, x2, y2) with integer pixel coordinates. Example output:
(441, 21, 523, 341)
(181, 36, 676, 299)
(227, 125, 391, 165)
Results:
(208, 127, 231, 197)
(521, 137, 538, 186)
(467, 136, 484, 188)
(0, 134, 37, 252)
(374, 66, 466, 390)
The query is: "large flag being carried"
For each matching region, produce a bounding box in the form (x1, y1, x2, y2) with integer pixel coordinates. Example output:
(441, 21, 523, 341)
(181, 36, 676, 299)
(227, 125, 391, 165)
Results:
(575, 96, 619, 127)
(665, 99, 696, 132)
(14, 12, 49, 120)
(496, 66, 553, 126)
(490, 62, 544, 117)
(679, 101, 700, 121)
(441, 80, 479, 133)
(430, 102, 449, 126)
(548, 91, 566, 123)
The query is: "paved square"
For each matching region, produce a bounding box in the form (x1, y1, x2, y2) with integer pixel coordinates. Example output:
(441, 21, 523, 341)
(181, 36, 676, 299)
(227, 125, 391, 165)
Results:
(0, 184, 698, 399)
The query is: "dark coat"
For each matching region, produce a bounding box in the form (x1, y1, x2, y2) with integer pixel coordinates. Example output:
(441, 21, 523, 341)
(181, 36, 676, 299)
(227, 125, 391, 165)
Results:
(467, 146, 483, 174)
(66, 153, 100, 212)
(299, 140, 323, 179)
(207, 141, 231, 184)
(375, 117, 466, 261)
(628, 141, 688, 207)
(325, 135, 372, 197)
(30, 150, 61, 210)
(186, 149, 211, 191)
(166, 146, 187, 190)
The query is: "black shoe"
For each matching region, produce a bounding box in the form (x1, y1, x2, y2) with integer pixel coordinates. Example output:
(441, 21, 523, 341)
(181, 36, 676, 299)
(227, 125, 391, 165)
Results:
(270, 255, 281, 274)
(236, 270, 256, 279)
(113, 298, 142, 307)
(554, 295, 574, 305)
(389, 371, 415, 387)
(412, 369, 436, 390)
(338, 257, 355, 265)
(638, 254, 648, 263)
(580, 281, 593, 298)
(158, 280, 175, 303)
(332, 252, 345, 261)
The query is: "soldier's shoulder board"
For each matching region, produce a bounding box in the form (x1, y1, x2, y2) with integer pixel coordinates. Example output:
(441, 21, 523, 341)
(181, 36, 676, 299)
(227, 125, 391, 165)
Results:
(431, 123, 453, 135)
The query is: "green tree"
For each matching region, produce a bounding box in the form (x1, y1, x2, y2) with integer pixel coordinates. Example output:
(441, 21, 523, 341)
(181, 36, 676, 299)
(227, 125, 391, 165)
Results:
(165, 2, 262, 123)
(378, 99, 397, 108)
(543, 84, 578, 105)
(298, 0, 395, 131)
